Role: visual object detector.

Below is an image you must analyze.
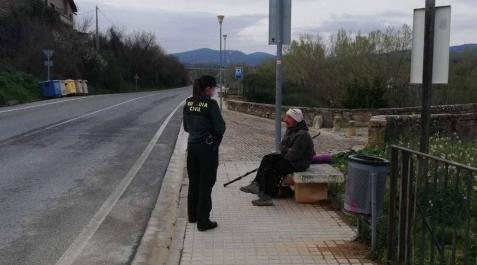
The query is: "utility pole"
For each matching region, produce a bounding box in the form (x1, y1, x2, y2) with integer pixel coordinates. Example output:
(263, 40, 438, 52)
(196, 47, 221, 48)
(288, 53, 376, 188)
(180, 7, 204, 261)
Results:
(95, 6, 99, 51)
(420, 0, 436, 153)
(274, 0, 284, 151)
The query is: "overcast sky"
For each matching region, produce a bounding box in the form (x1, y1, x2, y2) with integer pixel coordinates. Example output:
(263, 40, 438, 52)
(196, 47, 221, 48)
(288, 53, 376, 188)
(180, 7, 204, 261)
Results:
(74, 0, 477, 54)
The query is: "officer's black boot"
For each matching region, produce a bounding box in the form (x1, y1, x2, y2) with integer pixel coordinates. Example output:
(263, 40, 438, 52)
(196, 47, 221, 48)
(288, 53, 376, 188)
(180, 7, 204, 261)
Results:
(197, 221, 218, 231)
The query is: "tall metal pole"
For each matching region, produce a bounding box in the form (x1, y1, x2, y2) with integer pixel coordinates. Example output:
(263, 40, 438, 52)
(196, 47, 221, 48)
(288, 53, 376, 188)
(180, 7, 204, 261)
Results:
(275, 0, 284, 151)
(223, 34, 227, 67)
(95, 6, 99, 51)
(217, 15, 224, 111)
(223, 34, 228, 86)
(219, 23, 222, 86)
(420, 0, 436, 153)
(47, 58, 51, 81)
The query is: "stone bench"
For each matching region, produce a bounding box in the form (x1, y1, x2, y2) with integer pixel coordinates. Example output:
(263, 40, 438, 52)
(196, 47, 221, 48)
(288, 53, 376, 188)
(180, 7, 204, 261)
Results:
(291, 164, 345, 203)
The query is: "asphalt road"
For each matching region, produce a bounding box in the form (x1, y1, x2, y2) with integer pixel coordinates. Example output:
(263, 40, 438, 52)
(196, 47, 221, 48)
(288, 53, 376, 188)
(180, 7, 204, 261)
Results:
(0, 87, 190, 265)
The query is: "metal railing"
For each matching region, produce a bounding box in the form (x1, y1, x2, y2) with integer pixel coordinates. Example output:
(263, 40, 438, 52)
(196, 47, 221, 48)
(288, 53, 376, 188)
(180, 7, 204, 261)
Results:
(387, 145, 477, 265)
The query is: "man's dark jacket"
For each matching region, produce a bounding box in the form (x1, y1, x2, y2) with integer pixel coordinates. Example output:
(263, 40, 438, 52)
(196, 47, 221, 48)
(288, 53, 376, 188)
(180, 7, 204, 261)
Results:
(279, 121, 315, 172)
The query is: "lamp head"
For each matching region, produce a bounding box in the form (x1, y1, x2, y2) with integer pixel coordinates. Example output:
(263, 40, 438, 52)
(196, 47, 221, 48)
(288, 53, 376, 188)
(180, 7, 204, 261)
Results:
(217, 15, 224, 24)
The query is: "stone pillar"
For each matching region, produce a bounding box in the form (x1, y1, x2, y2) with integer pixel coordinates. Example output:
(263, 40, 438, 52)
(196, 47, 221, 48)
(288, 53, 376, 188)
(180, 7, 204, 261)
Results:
(333, 115, 344, 131)
(347, 121, 356, 137)
(313, 115, 324, 130)
(368, 116, 387, 147)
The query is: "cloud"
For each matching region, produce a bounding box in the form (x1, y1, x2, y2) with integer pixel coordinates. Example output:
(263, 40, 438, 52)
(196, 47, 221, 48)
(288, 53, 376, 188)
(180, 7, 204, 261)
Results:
(75, 1, 269, 53)
(302, 11, 409, 34)
(74, 0, 477, 54)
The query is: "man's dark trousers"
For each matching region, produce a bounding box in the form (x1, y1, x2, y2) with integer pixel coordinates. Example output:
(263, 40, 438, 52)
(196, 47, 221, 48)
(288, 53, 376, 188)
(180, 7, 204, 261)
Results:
(253, 153, 295, 197)
(187, 142, 218, 225)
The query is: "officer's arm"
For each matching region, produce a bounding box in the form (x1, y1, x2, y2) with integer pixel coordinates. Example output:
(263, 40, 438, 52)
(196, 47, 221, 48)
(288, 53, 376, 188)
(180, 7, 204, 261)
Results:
(183, 105, 189, 133)
(209, 100, 226, 137)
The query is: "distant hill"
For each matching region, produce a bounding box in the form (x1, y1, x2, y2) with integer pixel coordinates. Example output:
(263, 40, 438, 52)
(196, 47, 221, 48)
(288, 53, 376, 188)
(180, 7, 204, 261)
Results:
(172, 45, 476, 67)
(172, 48, 274, 67)
(450, 44, 477, 54)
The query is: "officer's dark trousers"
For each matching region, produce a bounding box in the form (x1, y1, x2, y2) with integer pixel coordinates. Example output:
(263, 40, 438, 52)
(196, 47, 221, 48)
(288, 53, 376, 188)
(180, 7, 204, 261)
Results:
(253, 153, 295, 197)
(187, 142, 219, 225)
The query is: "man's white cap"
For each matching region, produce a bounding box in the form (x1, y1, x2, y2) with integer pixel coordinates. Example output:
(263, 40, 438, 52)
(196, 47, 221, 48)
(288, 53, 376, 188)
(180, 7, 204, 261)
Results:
(286, 108, 303, 123)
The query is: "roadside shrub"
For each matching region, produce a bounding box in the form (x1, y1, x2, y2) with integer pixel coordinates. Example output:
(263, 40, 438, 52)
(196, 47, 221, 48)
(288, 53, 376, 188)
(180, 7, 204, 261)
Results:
(0, 71, 40, 105)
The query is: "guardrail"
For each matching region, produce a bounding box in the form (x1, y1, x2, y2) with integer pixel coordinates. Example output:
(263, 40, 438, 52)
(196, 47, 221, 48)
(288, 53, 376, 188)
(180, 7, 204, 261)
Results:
(387, 145, 477, 265)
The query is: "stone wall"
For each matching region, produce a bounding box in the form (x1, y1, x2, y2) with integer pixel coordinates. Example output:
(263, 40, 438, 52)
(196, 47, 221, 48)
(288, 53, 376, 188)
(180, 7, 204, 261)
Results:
(384, 113, 477, 140)
(225, 99, 477, 129)
(367, 113, 477, 147)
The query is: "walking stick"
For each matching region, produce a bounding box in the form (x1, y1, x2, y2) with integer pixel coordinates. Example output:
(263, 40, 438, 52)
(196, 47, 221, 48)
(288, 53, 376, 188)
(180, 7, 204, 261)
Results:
(222, 132, 321, 188)
(223, 168, 258, 187)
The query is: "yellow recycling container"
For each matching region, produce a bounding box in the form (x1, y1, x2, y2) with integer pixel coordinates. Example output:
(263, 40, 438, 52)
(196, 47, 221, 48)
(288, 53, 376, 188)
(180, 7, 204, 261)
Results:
(64, 79, 77, 96)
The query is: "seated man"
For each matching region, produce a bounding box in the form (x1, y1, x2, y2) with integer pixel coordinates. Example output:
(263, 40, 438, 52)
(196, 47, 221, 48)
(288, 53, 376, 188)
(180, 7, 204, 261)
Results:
(240, 108, 315, 206)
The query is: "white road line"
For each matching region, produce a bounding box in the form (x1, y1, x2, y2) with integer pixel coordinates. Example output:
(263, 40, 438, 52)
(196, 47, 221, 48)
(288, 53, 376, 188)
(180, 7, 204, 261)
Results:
(15, 94, 159, 140)
(43, 94, 157, 130)
(55, 102, 184, 265)
(0, 97, 88, 114)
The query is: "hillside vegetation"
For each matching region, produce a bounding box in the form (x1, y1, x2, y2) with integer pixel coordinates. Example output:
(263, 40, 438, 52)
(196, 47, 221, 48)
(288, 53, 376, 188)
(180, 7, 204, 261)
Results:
(0, 72, 40, 106)
(0, 0, 188, 105)
(235, 25, 477, 108)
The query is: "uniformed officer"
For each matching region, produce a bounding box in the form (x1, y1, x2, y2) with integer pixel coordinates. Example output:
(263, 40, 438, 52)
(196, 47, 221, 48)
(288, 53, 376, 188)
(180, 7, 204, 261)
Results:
(183, 75, 226, 231)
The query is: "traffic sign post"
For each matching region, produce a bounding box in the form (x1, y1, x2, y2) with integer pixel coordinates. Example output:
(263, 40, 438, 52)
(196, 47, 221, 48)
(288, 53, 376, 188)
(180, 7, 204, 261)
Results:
(410, 1, 451, 153)
(42, 49, 55, 81)
(134, 74, 140, 90)
(269, 0, 291, 151)
(269, 0, 291, 45)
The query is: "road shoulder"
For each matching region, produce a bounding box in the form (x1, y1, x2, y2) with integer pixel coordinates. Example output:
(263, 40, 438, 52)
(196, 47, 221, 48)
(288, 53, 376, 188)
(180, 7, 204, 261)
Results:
(131, 125, 188, 265)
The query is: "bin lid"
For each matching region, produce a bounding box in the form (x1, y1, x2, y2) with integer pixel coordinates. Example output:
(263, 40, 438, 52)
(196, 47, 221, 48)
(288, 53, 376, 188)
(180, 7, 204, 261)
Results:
(348, 154, 389, 166)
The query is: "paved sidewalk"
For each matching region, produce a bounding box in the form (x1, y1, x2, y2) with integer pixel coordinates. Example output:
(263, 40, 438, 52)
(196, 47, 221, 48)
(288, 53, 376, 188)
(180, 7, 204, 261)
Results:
(178, 109, 372, 265)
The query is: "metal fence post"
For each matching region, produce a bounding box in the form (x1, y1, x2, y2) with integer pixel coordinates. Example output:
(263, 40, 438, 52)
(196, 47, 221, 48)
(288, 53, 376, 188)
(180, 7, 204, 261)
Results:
(387, 147, 399, 264)
(371, 172, 378, 252)
(398, 152, 410, 265)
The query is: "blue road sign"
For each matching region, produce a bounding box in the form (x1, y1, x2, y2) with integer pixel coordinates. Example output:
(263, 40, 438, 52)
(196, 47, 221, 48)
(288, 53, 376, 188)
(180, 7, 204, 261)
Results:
(235, 67, 243, 80)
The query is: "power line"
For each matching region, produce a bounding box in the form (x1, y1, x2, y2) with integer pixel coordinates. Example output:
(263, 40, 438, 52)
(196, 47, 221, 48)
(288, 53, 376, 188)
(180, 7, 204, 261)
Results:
(76, 9, 95, 16)
(98, 8, 116, 27)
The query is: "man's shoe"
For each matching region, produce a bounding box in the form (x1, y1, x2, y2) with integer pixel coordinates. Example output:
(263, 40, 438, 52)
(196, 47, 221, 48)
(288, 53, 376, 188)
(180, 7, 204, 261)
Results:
(240, 182, 259, 194)
(252, 195, 274, 206)
(197, 221, 218, 231)
(188, 218, 197, 223)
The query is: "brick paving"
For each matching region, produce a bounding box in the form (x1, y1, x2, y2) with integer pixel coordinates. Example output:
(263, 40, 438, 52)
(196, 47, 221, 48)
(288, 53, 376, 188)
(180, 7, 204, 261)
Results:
(219, 110, 367, 162)
(179, 108, 373, 265)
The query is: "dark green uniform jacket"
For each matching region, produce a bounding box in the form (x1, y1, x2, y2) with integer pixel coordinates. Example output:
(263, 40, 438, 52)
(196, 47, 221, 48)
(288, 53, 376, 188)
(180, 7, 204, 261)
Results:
(279, 121, 316, 172)
(183, 97, 226, 144)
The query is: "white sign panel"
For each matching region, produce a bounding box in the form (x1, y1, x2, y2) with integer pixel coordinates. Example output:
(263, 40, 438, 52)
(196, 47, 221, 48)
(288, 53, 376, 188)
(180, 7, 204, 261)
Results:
(44, 61, 54, 67)
(410, 6, 451, 84)
(269, 0, 291, 45)
(43, 49, 55, 59)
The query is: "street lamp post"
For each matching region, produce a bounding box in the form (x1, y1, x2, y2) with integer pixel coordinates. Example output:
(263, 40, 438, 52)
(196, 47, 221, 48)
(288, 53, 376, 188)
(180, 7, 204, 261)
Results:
(217, 15, 225, 111)
(223, 34, 228, 86)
